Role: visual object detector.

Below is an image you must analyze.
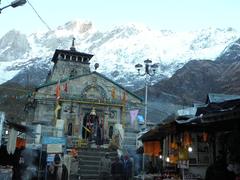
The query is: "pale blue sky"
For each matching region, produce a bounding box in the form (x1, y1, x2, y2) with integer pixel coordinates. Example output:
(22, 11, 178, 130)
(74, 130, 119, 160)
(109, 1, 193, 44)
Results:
(0, 0, 240, 37)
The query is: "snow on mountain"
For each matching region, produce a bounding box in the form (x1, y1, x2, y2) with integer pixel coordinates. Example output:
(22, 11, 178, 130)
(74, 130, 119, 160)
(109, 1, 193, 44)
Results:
(0, 20, 239, 88)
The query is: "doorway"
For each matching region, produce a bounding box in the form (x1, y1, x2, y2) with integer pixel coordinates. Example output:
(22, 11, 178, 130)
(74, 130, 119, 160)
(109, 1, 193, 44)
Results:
(82, 113, 99, 141)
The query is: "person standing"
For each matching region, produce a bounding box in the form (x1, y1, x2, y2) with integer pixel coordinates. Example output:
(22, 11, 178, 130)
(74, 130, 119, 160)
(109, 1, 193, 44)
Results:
(96, 123, 103, 148)
(99, 153, 111, 180)
(111, 156, 124, 180)
(123, 155, 132, 180)
(47, 154, 68, 180)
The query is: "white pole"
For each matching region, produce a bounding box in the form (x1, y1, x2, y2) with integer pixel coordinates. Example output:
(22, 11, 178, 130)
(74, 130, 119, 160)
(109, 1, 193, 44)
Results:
(144, 76, 148, 129)
(142, 154, 145, 180)
(142, 76, 148, 180)
(182, 168, 185, 180)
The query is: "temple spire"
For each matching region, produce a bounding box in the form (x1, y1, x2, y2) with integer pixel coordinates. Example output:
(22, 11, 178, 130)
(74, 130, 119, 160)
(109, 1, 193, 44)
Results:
(70, 37, 76, 51)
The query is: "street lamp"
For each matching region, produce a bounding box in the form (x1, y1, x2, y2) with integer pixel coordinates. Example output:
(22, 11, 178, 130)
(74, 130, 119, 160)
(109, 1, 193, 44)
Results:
(0, 0, 26, 13)
(135, 59, 158, 179)
(135, 59, 158, 129)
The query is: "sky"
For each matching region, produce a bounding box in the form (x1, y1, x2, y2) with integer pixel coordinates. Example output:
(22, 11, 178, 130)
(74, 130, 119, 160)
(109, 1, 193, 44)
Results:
(0, 0, 240, 37)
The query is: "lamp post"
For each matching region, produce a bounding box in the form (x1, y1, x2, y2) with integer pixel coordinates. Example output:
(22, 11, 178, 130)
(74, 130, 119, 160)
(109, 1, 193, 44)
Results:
(135, 59, 158, 178)
(0, 0, 26, 13)
(135, 59, 158, 129)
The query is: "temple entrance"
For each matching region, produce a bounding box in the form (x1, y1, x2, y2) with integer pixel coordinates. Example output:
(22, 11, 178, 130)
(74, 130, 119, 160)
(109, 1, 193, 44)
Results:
(81, 108, 121, 147)
(82, 113, 97, 139)
(82, 112, 104, 146)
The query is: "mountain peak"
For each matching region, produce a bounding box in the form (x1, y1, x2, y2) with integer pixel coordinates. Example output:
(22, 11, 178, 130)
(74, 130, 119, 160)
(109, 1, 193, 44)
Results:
(0, 30, 29, 61)
(57, 20, 93, 33)
(0, 21, 239, 87)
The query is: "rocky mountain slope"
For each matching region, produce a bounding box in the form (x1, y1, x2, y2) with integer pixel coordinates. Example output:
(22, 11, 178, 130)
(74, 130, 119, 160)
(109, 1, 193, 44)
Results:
(134, 37, 240, 121)
(1, 20, 240, 122)
(0, 20, 239, 89)
(143, 38, 240, 106)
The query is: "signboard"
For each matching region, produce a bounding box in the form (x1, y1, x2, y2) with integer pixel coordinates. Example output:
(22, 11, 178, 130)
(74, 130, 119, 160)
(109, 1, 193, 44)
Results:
(47, 144, 63, 153)
(47, 154, 55, 162)
(42, 136, 66, 144)
(177, 160, 189, 169)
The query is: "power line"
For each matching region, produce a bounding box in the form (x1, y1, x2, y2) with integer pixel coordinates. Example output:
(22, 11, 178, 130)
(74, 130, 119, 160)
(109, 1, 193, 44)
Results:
(26, 0, 64, 48)
(26, 0, 52, 31)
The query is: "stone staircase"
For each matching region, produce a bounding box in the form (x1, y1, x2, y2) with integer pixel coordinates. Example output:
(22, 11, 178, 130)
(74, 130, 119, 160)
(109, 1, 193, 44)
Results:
(122, 127, 140, 175)
(78, 147, 118, 180)
(123, 128, 138, 152)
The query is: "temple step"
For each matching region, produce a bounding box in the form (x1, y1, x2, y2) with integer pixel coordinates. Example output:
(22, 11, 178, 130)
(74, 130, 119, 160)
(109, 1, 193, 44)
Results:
(77, 147, 118, 180)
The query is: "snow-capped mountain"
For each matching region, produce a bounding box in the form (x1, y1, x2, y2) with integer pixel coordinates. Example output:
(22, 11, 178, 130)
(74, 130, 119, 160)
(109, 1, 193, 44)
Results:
(0, 20, 239, 88)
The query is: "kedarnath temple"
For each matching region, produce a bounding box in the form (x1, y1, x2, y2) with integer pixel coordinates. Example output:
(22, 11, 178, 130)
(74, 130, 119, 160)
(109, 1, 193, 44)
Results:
(30, 39, 143, 179)
(33, 38, 142, 140)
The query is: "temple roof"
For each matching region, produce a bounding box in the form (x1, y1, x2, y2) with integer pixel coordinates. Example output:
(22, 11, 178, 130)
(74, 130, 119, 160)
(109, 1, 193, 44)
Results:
(36, 71, 143, 101)
(52, 49, 94, 64)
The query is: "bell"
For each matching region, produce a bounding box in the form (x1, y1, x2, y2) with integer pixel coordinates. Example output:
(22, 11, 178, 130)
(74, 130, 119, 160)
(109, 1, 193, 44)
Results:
(90, 107, 96, 116)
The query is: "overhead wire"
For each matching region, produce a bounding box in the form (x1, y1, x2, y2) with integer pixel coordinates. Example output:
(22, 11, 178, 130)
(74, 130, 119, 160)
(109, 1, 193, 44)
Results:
(26, 0, 64, 48)
(26, 0, 52, 31)
(5, 0, 65, 92)
(1, 1, 96, 98)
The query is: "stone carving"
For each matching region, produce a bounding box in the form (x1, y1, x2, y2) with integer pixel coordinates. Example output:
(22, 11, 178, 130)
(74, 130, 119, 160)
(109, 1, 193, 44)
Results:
(80, 84, 107, 100)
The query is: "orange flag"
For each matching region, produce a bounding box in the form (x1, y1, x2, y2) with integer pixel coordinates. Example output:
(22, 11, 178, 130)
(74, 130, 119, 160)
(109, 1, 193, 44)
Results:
(56, 80, 61, 100)
(122, 91, 127, 103)
(63, 82, 68, 92)
(111, 87, 116, 99)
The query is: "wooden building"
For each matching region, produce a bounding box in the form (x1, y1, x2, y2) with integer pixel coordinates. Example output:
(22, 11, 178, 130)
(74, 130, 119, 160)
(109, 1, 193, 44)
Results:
(139, 93, 240, 179)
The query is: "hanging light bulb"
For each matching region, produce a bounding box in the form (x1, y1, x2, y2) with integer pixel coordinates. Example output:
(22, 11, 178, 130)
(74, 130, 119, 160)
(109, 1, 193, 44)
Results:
(188, 146, 193, 152)
(166, 157, 170, 162)
(159, 155, 163, 159)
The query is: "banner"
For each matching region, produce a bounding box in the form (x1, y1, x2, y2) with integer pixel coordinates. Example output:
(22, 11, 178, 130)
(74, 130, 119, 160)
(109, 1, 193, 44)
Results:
(55, 103, 61, 119)
(55, 80, 61, 100)
(122, 91, 127, 103)
(47, 144, 63, 153)
(130, 109, 139, 127)
(111, 87, 116, 99)
(42, 136, 66, 144)
(63, 82, 68, 92)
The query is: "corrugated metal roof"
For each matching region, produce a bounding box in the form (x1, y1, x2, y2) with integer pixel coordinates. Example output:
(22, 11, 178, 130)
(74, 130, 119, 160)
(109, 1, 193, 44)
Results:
(207, 93, 240, 103)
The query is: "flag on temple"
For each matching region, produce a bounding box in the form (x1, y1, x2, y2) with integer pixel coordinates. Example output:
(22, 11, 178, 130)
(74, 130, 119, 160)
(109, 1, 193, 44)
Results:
(55, 103, 61, 119)
(122, 91, 127, 103)
(63, 82, 68, 92)
(130, 109, 139, 127)
(56, 80, 61, 99)
(111, 87, 116, 99)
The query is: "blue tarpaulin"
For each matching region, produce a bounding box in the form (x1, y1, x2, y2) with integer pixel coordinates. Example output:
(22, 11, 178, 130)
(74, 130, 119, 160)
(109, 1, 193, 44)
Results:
(41, 136, 66, 144)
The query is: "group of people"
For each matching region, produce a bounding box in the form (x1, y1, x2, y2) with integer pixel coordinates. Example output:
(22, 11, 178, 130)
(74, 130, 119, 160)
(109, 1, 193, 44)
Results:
(85, 115, 113, 148)
(47, 154, 68, 180)
(99, 153, 133, 180)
